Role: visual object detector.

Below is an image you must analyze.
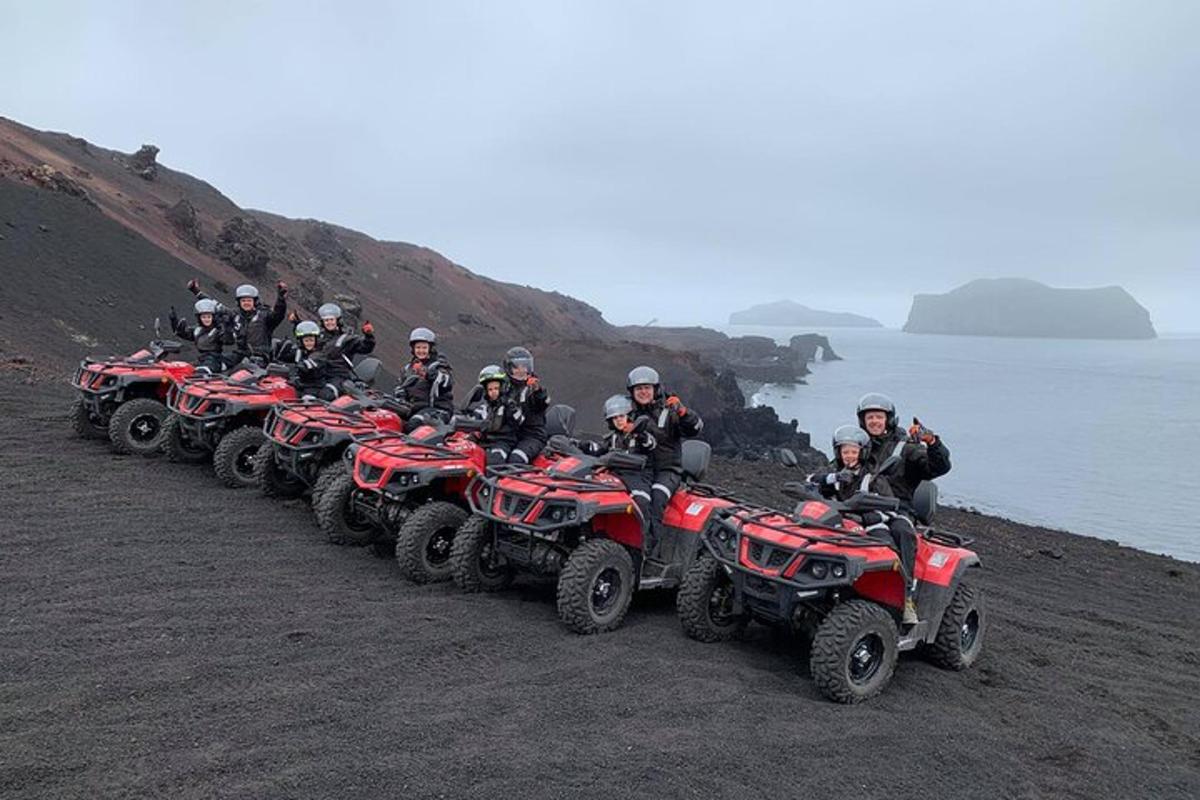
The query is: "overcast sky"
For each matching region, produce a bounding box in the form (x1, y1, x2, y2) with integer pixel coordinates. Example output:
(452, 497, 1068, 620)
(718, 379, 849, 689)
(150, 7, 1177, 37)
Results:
(4, 2, 1198, 329)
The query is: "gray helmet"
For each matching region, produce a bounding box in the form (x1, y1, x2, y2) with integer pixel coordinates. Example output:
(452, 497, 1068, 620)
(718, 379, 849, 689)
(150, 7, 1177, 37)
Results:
(504, 346, 534, 377)
(626, 365, 660, 390)
(194, 298, 219, 316)
(235, 284, 259, 300)
(477, 364, 505, 385)
(317, 303, 342, 321)
(832, 424, 870, 451)
(295, 320, 321, 339)
(409, 327, 436, 345)
(604, 394, 634, 420)
(856, 392, 897, 431)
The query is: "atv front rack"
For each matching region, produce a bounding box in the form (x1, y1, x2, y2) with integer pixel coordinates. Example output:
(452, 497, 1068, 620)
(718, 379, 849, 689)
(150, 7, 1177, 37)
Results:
(265, 400, 386, 449)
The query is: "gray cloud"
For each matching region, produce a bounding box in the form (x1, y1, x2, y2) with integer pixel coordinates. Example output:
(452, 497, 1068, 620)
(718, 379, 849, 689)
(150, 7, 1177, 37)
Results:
(4, 1, 1198, 329)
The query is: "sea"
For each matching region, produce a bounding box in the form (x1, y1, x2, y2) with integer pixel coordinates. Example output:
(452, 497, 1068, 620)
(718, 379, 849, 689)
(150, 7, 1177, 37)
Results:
(720, 325, 1200, 562)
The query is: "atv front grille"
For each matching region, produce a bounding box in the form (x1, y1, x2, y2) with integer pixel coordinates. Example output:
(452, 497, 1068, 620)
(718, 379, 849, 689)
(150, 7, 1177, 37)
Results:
(745, 538, 794, 571)
(499, 494, 534, 519)
(357, 463, 384, 484)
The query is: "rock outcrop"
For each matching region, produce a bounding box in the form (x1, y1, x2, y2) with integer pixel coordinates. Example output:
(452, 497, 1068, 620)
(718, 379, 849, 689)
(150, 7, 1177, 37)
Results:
(126, 145, 159, 180)
(617, 325, 838, 384)
(903, 279, 1156, 340)
(165, 199, 203, 247)
(730, 299, 881, 328)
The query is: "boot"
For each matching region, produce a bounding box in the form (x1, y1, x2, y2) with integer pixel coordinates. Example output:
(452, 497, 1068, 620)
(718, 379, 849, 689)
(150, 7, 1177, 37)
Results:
(902, 597, 919, 626)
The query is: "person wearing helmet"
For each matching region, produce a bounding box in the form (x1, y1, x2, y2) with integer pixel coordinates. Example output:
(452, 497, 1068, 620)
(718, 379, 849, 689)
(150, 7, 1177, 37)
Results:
(856, 392, 951, 505)
(312, 303, 376, 390)
(392, 327, 454, 428)
(466, 365, 522, 465)
(809, 424, 879, 502)
(499, 346, 549, 464)
(169, 295, 234, 372)
(626, 365, 703, 555)
(189, 278, 287, 364)
(579, 395, 660, 532)
(281, 320, 336, 399)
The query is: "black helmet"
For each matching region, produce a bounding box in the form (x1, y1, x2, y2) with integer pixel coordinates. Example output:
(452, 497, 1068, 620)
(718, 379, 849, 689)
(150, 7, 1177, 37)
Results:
(603, 394, 634, 421)
(295, 320, 321, 339)
(477, 364, 505, 386)
(194, 298, 219, 317)
(856, 392, 897, 432)
(626, 365, 660, 390)
(832, 424, 870, 466)
(504, 346, 534, 378)
(317, 303, 343, 321)
(235, 284, 259, 300)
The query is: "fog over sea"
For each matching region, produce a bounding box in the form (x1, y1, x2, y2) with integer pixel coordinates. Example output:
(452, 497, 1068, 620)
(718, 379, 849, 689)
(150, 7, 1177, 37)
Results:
(721, 326, 1200, 562)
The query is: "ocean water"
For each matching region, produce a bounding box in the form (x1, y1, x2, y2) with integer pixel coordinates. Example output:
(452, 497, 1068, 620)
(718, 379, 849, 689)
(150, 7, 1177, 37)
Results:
(725, 326, 1200, 562)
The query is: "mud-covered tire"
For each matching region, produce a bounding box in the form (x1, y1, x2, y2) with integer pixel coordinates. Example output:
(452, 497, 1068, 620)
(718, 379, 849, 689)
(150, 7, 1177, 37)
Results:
(107, 398, 168, 456)
(810, 599, 899, 704)
(162, 413, 210, 464)
(253, 440, 306, 499)
(70, 397, 107, 439)
(314, 471, 377, 546)
(677, 554, 748, 642)
(450, 516, 513, 593)
(556, 539, 635, 635)
(926, 580, 985, 671)
(395, 501, 468, 584)
(311, 462, 346, 508)
(212, 426, 264, 489)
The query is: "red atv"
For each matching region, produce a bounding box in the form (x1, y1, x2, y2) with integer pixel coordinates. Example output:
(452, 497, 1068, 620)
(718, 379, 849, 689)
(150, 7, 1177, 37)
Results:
(451, 439, 730, 634)
(254, 394, 404, 503)
(677, 481, 984, 703)
(162, 365, 299, 487)
(317, 405, 577, 584)
(71, 335, 195, 456)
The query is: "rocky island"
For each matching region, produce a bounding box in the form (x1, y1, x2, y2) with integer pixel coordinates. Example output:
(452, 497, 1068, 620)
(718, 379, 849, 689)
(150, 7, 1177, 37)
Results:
(729, 299, 882, 328)
(903, 278, 1157, 339)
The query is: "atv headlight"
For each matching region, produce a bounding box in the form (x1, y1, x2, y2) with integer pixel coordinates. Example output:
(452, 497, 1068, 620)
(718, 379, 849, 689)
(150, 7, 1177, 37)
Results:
(344, 443, 360, 462)
(831, 563, 846, 579)
(540, 502, 576, 524)
(809, 561, 829, 579)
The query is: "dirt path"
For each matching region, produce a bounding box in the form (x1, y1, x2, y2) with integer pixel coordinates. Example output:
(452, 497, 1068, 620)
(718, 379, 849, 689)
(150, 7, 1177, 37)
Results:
(3, 377, 1198, 799)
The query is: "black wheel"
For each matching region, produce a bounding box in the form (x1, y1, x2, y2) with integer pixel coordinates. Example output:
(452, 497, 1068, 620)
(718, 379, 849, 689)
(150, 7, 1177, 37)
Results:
(70, 396, 108, 439)
(253, 440, 306, 499)
(213, 425, 264, 488)
(310, 460, 345, 508)
(556, 539, 635, 635)
(107, 398, 168, 456)
(451, 516, 513, 593)
(395, 501, 469, 583)
(162, 413, 210, 464)
(314, 471, 378, 546)
(810, 599, 899, 704)
(677, 554, 748, 642)
(926, 580, 985, 670)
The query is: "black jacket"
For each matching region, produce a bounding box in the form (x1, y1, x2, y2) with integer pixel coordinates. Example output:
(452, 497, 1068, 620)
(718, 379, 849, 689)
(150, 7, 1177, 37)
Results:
(231, 295, 287, 359)
(394, 355, 454, 418)
(277, 341, 328, 392)
(173, 317, 233, 356)
(810, 461, 892, 503)
(320, 328, 375, 382)
(503, 378, 550, 445)
(863, 428, 951, 505)
(467, 389, 522, 448)
(630, 397, 703, 474)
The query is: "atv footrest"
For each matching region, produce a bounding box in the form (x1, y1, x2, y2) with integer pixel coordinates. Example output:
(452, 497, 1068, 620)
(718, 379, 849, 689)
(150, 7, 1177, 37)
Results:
(897, 621, 930, 651)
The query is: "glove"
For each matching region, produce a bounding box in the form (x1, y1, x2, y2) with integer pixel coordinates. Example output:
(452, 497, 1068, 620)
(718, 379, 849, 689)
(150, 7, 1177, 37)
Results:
(187, 279, 200, 295)
(526, 375, 540, 390)
(411, 361, 426, 377)
(580, 440, 603, 456)
(361, 321, 374, 335)
(276, 281, 288, 295)
(666, 395, 687, 416)
(826, 469, 855, 485)
(287, 310, 300, 324)
(909, 417, 937, 445)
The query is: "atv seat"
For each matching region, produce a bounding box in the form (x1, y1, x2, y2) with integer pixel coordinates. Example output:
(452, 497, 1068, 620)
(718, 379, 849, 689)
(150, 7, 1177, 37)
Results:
(911, 480, 938, 525)
(681, 440, 711, 482)
(545, 404, 576, 438)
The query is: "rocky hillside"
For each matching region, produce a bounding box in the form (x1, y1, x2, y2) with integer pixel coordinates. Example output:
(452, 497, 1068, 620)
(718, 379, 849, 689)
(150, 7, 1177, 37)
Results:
(903, 278, 1157, 339)
(0, 116, 820, 460)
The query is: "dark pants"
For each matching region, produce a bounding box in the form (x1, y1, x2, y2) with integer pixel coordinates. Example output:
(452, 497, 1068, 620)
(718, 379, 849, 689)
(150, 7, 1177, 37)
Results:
(483, 442, 515, 466)
(197, 352, 228, 373)
(641, 469, 681, 556)
(507, 437, 545, 465)
(888, 516, 918, 593)
(616, 468, 654, 550)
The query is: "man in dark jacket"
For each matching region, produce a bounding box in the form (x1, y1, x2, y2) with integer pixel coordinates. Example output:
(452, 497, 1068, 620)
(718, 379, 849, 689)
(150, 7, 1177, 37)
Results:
(500, 346, 549, 464)
(170, 298, 233, 373)
(857, 393, 950, 506)
(314, 302, 376, 389)
(188, 279, 287, 364)
(626, 365, 703, 555)
(393, 327, 454, 429)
